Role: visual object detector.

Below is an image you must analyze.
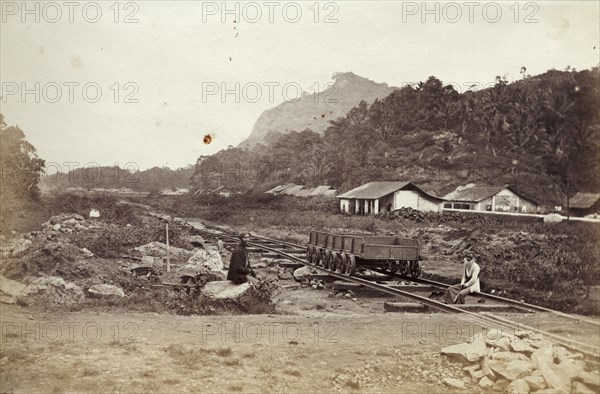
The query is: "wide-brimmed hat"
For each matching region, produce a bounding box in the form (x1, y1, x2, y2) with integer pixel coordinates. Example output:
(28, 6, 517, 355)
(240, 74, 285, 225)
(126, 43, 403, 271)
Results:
(239, 232, 251, 239)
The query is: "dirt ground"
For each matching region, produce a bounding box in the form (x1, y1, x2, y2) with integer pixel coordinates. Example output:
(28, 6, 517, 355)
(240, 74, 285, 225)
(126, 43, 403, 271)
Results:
(2, 295, 600, 394)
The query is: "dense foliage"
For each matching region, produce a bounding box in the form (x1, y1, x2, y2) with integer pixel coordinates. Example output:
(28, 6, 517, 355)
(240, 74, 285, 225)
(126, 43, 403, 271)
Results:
(192, 68, 600, 204)
(0, 114, 46, 231)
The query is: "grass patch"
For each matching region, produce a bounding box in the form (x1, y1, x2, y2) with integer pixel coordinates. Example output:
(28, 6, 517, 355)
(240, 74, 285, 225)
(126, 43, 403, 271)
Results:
(109, 339, 139, 353)
(215, 346, 233, 357)
(162, 344, 237, 369)
(139, 370, 154, 378)
(345, 379, 361, 390)
(81, 367, 101, 377)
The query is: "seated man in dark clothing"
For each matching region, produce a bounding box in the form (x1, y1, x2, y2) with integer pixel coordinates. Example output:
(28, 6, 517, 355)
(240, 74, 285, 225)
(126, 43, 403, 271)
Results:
(226, 232, 256, 284)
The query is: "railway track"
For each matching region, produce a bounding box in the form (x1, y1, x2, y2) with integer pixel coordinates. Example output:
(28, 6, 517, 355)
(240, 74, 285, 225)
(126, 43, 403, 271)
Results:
(151, 213, 600, 359)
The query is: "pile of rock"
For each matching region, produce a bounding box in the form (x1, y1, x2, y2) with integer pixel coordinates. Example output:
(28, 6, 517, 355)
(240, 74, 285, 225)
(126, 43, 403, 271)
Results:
(441, 329, 600, 393)
(41, 213, 92, 234)
(18, 276, 85, 306)
(0, 237, 33, 258)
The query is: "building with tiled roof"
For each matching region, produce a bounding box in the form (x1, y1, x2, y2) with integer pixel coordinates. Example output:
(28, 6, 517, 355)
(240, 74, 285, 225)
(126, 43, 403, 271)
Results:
(442, 184, 539, 213)
(336, 181, 444, 215)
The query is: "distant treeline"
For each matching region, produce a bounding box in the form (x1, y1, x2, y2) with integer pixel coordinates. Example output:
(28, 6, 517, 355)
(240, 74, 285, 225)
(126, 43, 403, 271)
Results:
(39, 165, 194, 193)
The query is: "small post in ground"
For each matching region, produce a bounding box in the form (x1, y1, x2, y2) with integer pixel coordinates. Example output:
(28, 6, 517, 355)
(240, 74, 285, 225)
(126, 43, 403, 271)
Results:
(166, 223, 171, 272)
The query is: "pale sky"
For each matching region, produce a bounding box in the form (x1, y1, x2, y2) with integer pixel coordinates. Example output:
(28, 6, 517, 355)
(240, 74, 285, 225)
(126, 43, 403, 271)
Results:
(1, 1, 599, 171)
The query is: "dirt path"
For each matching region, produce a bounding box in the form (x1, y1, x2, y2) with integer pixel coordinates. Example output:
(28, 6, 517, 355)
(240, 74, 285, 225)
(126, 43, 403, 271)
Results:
(2, 304, 598, 393)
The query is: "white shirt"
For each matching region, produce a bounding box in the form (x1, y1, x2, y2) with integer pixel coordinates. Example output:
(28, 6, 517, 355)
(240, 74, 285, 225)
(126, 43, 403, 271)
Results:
(461, 261, 481, 293)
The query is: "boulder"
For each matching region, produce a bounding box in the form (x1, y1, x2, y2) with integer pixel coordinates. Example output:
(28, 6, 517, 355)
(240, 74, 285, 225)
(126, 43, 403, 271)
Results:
(486, 335, 512, 352)
(504, 359, 535, 380)
(74, 224, 89, 231)
(538, 362, 571, 394)
(491, 351, 530, 363)
(559, 359, 581, 380)
(184, 235, 206, 247)
(10, 238, 33, 257)
(543, 213, 564, 223)
(180, 247, 223, 273)
(141, 256, 156, 266)
(511, 340, 536, 353)
(481, 356, 496, 379)
(19, 276, 84, 306)
(531, 345, 555, 367)
(80, 247, 94, 258)
(293, 266, 318, 281)
(441, 334, 487, 362)
(277, 269, 294, 280)
(88, 284, 125, 297)
(479, 376, 495, 388)
(135, 242, 193, 260)
(572, 382, 596, 394)
(492, 378, 510, 391)
(508, 379, 530, 394)
(489, 360, 513, 380)
(524, 375, 547, 391)
(442, 378, 465, 389)
(0, 275, 26, 304)
(201, 281, 251, 299)
(579, 371, 600, 387)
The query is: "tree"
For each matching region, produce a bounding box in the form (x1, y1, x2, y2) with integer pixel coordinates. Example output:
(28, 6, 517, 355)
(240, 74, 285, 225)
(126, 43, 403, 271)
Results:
(0, 114, 45, 202)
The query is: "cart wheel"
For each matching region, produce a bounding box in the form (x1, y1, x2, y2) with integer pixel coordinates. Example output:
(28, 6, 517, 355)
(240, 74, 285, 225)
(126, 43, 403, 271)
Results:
(346, 255, 357, 276)
(335, 253, 344, 274)
(411, 261, 422, 278)
(328, 252, 336, 271)
(339, 254, 348, 275)
(323, 252, 331, 270)
(310, 248, 319, 265)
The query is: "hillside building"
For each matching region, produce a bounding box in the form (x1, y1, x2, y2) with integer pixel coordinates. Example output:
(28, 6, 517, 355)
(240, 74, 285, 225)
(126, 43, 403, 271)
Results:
(442, 184, 539, 213)
(569, 192, 600, 217)
(336, 181, 444, 215)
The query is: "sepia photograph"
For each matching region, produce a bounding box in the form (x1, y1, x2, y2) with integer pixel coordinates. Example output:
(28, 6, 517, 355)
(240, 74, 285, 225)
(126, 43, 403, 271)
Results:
(1, 1, 599, 393)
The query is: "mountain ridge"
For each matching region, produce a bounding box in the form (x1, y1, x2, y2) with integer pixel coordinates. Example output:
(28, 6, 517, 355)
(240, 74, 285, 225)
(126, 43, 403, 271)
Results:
(239, 72, 396, 148)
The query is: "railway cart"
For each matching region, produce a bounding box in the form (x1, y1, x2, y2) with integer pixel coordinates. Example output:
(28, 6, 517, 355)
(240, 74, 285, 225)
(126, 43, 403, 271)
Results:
(306, 231, 422, 277)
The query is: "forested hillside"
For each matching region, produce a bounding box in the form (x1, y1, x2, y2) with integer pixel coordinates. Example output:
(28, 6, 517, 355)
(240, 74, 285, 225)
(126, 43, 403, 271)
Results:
(192, 68, 600, 205)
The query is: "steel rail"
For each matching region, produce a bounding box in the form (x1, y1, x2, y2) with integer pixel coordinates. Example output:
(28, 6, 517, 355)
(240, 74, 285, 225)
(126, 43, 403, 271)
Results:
(250, 241, 600, 359)
(161, 213, 600, 358)
(371, 268, 600, 328)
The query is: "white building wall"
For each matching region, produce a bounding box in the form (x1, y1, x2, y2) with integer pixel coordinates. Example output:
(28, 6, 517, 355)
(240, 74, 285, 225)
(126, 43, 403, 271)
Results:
(340, 199, 350, 213)
(394, 190, 419, 210)
(393, 190, 442, 212)
(493, 189, 520, 212)
(419, 195, 443, 213)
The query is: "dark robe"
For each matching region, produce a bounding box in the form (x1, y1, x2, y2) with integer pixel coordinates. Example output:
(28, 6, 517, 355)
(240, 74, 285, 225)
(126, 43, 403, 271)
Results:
(227, 244, 250, 284)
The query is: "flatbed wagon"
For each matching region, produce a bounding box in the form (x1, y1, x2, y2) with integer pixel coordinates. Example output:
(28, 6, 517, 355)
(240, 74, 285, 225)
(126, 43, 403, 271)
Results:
(306, 231, 422, 277)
